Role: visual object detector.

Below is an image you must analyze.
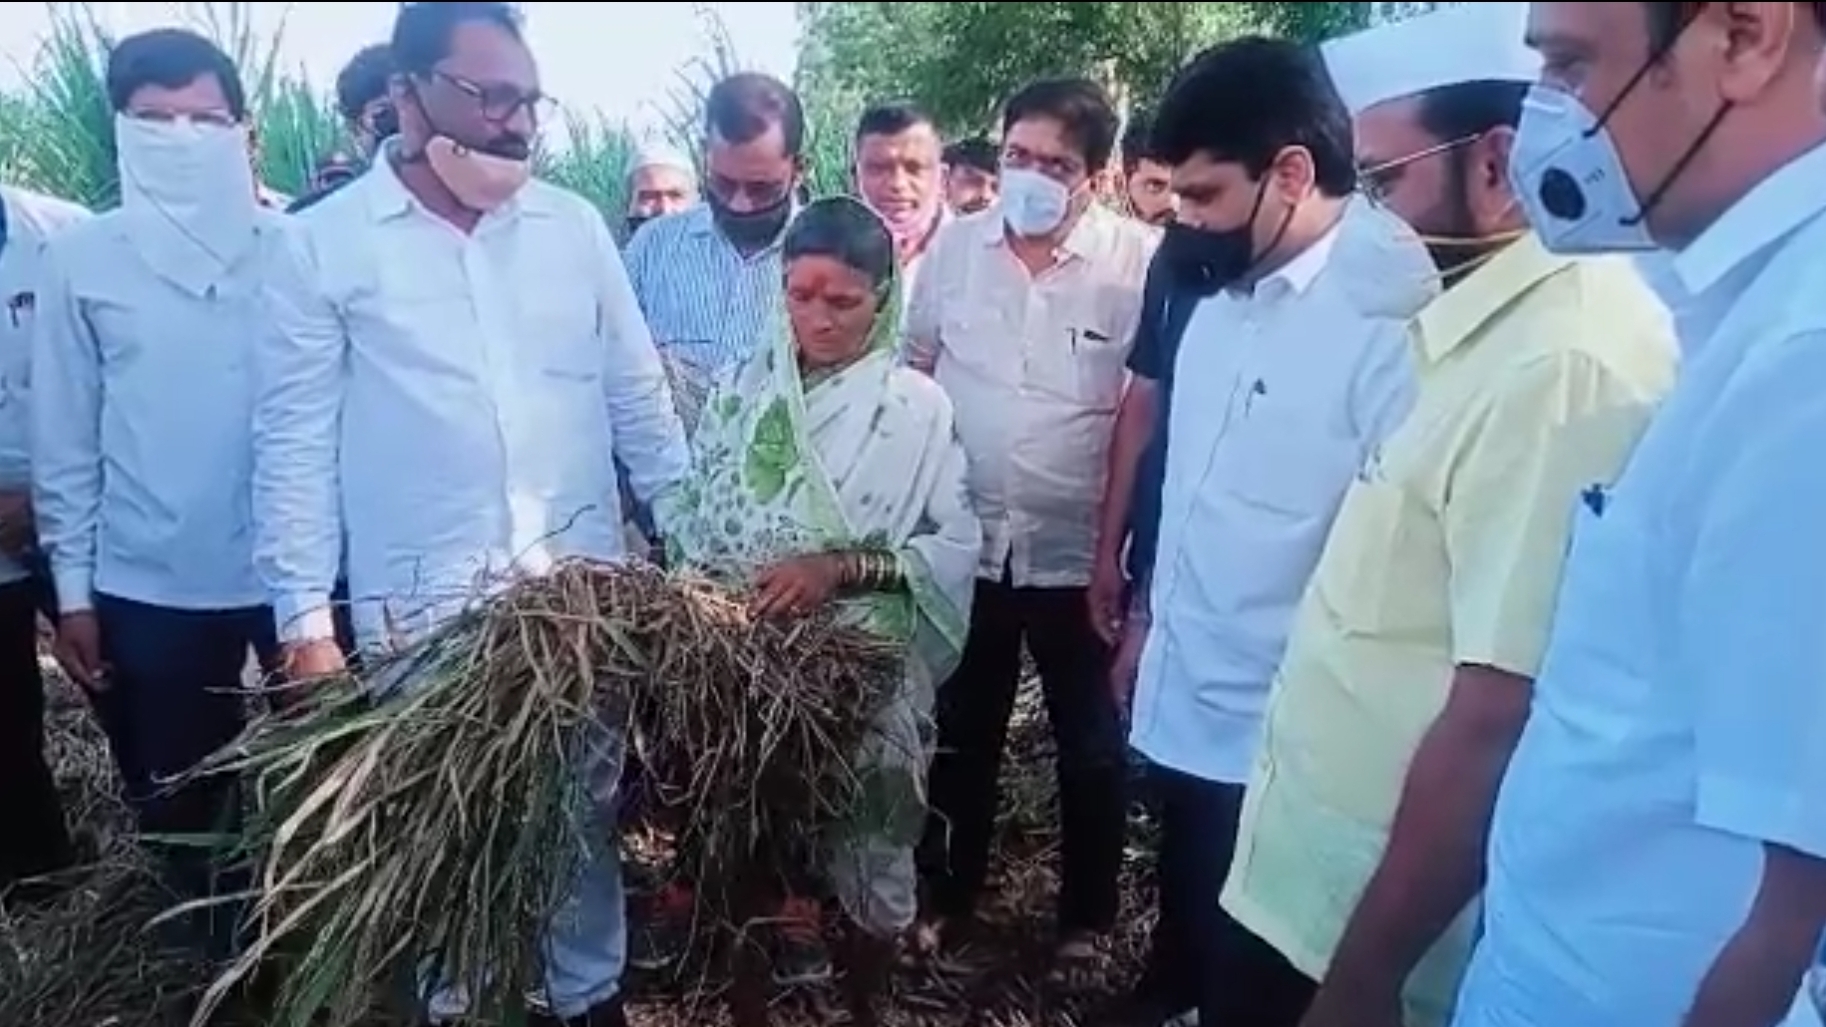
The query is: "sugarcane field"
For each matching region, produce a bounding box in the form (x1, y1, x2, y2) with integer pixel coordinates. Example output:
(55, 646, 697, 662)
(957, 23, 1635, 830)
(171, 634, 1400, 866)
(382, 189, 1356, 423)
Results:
(0, 563, 1162, 1027)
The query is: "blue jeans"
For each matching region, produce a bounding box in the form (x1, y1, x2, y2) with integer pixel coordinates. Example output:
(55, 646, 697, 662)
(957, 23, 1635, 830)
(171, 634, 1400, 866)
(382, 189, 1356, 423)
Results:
(425, 731, 626, 1019)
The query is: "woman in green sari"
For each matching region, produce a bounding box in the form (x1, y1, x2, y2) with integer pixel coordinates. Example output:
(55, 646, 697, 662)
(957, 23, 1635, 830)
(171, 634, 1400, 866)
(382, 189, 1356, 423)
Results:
(669, 196, 980, 1026)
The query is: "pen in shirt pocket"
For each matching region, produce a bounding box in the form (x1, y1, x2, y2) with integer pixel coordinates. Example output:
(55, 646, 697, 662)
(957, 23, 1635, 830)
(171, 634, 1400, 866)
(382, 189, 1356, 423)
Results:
(1068, 327, 1110, 353)
(1243, 377, 1266, 414)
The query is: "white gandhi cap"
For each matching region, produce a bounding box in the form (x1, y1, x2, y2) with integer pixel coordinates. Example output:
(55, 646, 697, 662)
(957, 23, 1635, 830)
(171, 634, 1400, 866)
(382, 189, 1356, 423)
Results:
(1321, 2, 1538, 115)
(630, 143, 695, 178)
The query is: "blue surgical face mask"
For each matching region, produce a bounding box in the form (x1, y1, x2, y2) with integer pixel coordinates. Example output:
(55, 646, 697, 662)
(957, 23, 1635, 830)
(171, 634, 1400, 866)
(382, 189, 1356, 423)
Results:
(998, 167, 1071, 236)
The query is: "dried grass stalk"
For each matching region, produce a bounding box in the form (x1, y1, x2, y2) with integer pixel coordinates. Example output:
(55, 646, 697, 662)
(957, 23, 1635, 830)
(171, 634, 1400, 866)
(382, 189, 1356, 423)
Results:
(0, 859, 199, 1027)
(180, 560, 900, 1026)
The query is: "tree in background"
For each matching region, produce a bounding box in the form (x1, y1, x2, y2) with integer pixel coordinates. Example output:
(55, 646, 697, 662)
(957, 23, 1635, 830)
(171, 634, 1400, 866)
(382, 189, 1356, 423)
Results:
(796, 2, 1461, 146)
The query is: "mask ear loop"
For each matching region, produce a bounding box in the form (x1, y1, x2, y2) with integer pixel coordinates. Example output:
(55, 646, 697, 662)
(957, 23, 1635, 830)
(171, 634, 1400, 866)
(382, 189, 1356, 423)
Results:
(1578, 12, 1733, 228)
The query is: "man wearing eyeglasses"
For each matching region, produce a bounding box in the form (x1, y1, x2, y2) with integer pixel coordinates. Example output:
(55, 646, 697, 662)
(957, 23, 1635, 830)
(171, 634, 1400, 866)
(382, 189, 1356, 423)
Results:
(622, 73, 805, 400)
(254, 5, 684, 1025)
(1218, 8, 1677, 1027)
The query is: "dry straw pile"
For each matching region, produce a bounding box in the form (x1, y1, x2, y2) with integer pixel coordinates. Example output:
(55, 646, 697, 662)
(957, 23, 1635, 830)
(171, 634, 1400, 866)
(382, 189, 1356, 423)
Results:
(174, 560, 900, 1026)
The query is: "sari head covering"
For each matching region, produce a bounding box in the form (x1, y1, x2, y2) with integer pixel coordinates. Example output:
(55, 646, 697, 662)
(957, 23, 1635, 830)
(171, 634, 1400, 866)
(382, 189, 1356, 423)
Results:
(670, 196, 980, 933)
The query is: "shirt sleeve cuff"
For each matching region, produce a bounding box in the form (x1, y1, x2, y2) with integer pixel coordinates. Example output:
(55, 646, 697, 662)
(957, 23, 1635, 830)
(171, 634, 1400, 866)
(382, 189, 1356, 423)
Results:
(274, 593, 337, 643)
(1697, 773, 1826, 859)
(53, 566, 93, 613)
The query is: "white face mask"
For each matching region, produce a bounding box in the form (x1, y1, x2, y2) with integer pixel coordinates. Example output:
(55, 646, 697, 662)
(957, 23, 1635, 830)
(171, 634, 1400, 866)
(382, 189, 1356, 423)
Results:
(1507, 85, 1657, 254)
(999, 167, 1072, 237)
(115, 114, 258, 281)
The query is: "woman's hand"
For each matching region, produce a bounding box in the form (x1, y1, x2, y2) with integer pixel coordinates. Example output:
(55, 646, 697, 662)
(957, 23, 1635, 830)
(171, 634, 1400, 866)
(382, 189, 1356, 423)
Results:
(751, 554, 845, 618)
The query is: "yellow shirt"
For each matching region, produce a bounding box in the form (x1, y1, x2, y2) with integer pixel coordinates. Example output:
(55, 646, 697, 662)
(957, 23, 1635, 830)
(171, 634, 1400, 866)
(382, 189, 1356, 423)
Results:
(1220, 236, 1677, 1025)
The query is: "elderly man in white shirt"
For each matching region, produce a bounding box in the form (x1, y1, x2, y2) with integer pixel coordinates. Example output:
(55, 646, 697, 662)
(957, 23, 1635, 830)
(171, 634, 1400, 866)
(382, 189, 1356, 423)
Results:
(254, 6, 685, 1027)
(31, 30, 283, 963)
(1114, 37, 1438, 1027)
(1447, 5, 1826, 1027)
(903, 77, 1159, 972)
(0, 182, 86, 904)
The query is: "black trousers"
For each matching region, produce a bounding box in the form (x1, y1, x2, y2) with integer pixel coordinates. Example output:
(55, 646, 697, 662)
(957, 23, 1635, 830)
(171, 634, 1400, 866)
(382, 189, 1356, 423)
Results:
(0, 578, 74, 892)
(1151, 764, 1315, 1027)
(87, 592, 277, 958)
(919, 575, 1127, 934)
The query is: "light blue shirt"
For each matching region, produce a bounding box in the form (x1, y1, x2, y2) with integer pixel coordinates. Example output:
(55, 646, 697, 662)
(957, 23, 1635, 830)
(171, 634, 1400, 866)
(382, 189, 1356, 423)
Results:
(31, 206, 277, 611)
(254, 156, 687, 645)
(0, 185, 88, 586)
(622, 203, 783, 376)
(1452, 143, 1826, 1027)
(1129, 198, 1433, 784)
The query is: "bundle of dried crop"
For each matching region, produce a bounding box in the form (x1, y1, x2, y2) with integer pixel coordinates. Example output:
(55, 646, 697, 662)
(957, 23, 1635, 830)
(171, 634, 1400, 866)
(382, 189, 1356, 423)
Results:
(172, 560, 899, 1027)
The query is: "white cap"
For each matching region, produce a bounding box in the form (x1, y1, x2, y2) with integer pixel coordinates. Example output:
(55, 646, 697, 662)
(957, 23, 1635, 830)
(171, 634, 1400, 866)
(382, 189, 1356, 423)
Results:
(630, 143, 695, 178)
(1322, 3, 1537, 116)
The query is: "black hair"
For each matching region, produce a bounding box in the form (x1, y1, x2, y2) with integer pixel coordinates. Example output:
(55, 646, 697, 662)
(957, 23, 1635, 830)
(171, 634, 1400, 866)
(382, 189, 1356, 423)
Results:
(1153, 36, 1356, 197)
(943, 136, 998, 175)
(1643, 2, 1826, 50)
(390, 1, 523, 77)
(335, 43, 394, 118)
(1001, 77, 1120, 172)
(1414, 79, 1529, 143)
(855, 101, 935, 144)
(783, 197, 895, 293)
(1121, 114, 1161, 173)
(106, 28, 247, 120)
(705, 72, 805, 157)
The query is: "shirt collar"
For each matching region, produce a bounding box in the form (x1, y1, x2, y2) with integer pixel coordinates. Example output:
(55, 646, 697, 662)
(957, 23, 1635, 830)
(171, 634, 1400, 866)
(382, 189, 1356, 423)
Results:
(1672, 141, 1826, 299)
(684, 199, 796, 255)
(1414, 233, 1569, 363)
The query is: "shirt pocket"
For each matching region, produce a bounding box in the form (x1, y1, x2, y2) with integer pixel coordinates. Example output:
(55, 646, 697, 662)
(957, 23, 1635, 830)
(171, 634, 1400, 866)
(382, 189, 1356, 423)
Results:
(1067, 324, 1129, 409)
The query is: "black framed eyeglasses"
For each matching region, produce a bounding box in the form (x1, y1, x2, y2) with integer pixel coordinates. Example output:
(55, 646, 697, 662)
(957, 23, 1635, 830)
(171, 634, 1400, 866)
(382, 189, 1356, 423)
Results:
(431, 70, 556, 123)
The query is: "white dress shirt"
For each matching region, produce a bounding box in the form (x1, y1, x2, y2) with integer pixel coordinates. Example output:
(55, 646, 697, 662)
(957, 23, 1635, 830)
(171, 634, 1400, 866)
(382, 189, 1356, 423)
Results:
(1128, 198, 1436, 784)
(31, 204, 279, 612)
(255, 155, 688, 646)
(1451, 145, 1826, 1027)
(903, 204, 1159, 586)
(0, 185, 87, 586)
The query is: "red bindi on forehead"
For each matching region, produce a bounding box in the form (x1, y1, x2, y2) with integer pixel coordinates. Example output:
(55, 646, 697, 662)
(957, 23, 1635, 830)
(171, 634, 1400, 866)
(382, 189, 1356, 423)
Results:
(786, 256, 872, 298)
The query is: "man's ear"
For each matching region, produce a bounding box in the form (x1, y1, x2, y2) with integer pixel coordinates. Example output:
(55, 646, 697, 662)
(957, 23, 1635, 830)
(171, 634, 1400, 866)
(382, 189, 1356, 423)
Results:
(1477, 125, 1517, 190)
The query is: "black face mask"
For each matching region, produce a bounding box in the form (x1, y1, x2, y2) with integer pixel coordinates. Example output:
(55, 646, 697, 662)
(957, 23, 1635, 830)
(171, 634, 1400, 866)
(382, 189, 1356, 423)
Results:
(710, 193, 791, 250)
(625, 214, 653, 237)
(1160, 183, 1294, 295)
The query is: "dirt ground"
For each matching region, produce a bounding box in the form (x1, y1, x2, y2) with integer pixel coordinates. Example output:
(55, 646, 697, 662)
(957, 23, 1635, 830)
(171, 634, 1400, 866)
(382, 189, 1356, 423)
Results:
(4, 673, 1162, 1027)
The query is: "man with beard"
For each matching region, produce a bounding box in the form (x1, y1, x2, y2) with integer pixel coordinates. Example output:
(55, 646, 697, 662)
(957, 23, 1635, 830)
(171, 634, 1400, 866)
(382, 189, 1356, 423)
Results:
(622, 143, 696, 240)
(255, 4, 686, 1024)
(1118, 115, 1175, 225)
(1216, 6, 1679, 1026)
(941, 136, 998, 215)
(852, 102, 945, 281)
